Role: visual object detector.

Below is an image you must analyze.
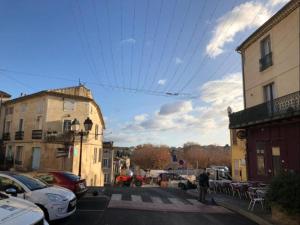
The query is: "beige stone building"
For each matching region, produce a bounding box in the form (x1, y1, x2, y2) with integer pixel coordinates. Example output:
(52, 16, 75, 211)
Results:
(229, 0, 300, 181)
(0, 85, 105, 186)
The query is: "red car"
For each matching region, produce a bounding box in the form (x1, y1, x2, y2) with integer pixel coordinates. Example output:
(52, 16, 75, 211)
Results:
(36, 171, 87, 197)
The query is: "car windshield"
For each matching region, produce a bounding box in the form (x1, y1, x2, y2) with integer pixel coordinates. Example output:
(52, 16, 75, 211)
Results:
(62, 172, 80, 182)
(12, 174, 47, 191)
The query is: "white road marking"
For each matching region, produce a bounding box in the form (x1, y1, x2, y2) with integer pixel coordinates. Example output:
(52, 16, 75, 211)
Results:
(131, 195, 142, 202)
(187, 198, 204, 206)
(151, 196, 163, 204)
(111, 194, 122, 201)
(168, 198, 187, 205)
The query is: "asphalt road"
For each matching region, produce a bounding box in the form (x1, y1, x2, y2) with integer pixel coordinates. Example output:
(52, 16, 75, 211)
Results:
(52, 187, 258, 225)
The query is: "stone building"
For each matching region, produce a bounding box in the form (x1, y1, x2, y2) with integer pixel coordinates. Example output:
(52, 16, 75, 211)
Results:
(0, 85, 105, 186)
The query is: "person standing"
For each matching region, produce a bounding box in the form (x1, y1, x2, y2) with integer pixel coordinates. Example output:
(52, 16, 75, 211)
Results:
(198, 171, 210, 203)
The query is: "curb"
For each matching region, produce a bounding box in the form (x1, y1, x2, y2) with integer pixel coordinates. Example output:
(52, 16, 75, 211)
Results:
(186, 190, 274, 225)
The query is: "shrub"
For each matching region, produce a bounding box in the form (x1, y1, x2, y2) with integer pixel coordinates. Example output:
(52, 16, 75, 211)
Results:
(266, 171, 300, 215)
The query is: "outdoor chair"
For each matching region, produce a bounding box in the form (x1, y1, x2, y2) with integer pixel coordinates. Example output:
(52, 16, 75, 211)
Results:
(230, 183, 241, 199)
(247, 191, 264, 211)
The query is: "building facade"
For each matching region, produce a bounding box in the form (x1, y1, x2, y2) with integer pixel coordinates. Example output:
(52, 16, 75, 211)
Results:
(229, 0, 300, 181)
(102, 141, 114, 185)
(0, 85, 105, 186)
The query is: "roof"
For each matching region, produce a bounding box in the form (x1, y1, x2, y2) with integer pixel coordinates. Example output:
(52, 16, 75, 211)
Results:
(0, 90, 11, 98)
(2, 86, 105, 128)
(237, 0, 299, 52)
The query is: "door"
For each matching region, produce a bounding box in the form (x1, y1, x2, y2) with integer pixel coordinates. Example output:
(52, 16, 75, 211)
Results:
(272, 147, 281, 176)
(32, 147, 41, 170)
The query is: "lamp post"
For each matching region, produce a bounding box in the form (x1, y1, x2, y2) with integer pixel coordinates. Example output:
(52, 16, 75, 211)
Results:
(71, 117, 93, 177)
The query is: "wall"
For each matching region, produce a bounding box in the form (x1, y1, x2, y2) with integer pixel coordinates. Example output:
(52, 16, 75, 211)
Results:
(247, 118, 300, 181)
(243, 8, 300, 108)
(230, 130, 247, 181)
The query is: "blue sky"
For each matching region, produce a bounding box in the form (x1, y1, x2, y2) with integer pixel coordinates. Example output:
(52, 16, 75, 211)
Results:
(0, 0, 288, 147)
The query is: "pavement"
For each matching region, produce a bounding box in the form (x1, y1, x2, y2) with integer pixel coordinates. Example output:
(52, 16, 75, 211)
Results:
(186, 189, 274, 225)
(52, 186, 259, 225)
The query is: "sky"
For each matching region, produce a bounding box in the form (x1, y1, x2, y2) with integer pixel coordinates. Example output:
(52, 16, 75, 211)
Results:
(0, 0, 289, 147)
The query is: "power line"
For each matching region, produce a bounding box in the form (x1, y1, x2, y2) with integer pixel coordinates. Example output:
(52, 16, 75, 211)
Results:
(0, 68, 192, 98)
(164, 0, 222, 92)
(105, 0, 118, 87)
(148, 0, 179, 90)
(140, 0, 164, 90)
(136, 0, 150, 90)
(92, 0, 111, 86)
(162, 0, 208, 91)
(129, 0, 136, 89)
(157, 0, 193, 92)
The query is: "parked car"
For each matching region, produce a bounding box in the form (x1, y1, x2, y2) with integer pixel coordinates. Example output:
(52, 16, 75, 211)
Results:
(0, 191, 48, 225)
(35, 171, 87, 197)
(0, 172, 76, 221)
(115, 175, 144, 187)
(157, 173, 189, 189)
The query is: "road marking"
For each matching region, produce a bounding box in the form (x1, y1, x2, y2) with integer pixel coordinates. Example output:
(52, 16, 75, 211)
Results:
(187, 198, 204, 206)
(151, 196, 163, 204)
(111, 194, 122, 201)
(168, 198, 187, 205)
(131, 195, 142, 202)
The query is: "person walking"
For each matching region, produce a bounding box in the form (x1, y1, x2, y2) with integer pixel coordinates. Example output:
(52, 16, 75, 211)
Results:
(198, 171, 210, 203)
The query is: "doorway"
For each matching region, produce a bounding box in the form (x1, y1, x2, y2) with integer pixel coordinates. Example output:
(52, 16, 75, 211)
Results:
(32, 147, 41, 170)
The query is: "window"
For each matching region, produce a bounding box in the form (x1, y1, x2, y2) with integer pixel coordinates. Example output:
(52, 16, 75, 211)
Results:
(234, 159, 239, 177)
(232, 130, 237, 145)
(63, 120, 72, 132)
(20, 103, 27, 113)
(93, 148, 97, 164)
(5, 107, 13, 115)
(5, 146, 13, 162)
(95, 125, 99, 140)
(260, 36, 272, 71)
(15, 146, 24, 165)
(104, 173, 109, 183)
(0, 176, 24, 193)
(103, 158, 109, 168)
(18, 119, 24, 131)
(36, 116, 43, 130)
(272, 147, 281, 176)
(63, 99, 75, 111)
(98, 148, 102, 162)
(36, 100, 44, 114)
(4, 121, 11, 133)
(256, 143, 265, 175)
(264, 83, 276, 113)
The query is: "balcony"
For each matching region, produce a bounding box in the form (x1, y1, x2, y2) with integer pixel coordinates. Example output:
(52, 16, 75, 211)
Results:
(32, 130, 43, 139)
(45, 131, 74, 143)
(259, 52, 273, 71)
(2, 133, 10, 141)
(15, 131, 24, 140)
(229, 91, 300, 129)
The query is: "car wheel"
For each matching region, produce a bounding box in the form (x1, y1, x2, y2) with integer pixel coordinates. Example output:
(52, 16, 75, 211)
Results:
(135, 180, 142, 187)
(36, 204, 49, 221)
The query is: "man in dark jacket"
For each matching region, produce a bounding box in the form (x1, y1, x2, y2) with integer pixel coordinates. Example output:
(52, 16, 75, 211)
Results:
(198, 171, 210, 202)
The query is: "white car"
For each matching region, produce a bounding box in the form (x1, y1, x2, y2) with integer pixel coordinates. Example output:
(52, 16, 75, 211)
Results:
(0, 172, 76, 221)
(0, 192, 48, 225)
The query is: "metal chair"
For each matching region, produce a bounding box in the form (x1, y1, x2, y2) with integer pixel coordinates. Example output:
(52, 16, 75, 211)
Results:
(247, 191, 264, 211)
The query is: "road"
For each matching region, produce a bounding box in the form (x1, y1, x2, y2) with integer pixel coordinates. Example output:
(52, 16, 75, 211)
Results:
(53, 187, 257, 225)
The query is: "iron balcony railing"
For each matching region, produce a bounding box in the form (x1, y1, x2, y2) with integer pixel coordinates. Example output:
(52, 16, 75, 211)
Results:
(32, 130, 43, 139)
(15, 131, 24, 140)
(229, 91, 300, 129)
(45, 131, 74, 143)
(259, 52, 273, 71)
(2, 133, 10, 141)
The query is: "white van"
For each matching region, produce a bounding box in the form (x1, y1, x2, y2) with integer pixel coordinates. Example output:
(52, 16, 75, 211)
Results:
(0, 192, 48, 225)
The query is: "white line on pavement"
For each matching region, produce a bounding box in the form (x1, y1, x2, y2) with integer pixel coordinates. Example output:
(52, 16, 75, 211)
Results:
(168, 198, 187, 205)
(111, 194, 122, 201)
(131, 195, 143, 202)
(151, 196, 163, 204)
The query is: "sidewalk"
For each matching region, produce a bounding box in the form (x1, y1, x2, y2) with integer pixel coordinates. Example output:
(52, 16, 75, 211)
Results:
(187, 189, 274, 225)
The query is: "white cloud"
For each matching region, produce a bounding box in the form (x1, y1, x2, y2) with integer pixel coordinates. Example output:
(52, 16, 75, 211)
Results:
(206, 1, 271, 58)
(158, 79, 166, 85)
(110, 73, 243, 146)
(175, 57, 183, 64)
(267, 0, 289, 7)
(120, 38, 136, 44)
(159, 101, 193, 115)
(134, 114, 148, 122)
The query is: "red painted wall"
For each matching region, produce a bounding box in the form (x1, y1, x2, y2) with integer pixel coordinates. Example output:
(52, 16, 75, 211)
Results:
(246, 118, 300, 181)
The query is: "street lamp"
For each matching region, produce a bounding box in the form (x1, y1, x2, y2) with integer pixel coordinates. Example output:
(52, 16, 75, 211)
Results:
(71, 117, 93, 177)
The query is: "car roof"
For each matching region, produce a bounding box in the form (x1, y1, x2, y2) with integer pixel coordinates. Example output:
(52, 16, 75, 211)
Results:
(0, 171, 18, 176)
